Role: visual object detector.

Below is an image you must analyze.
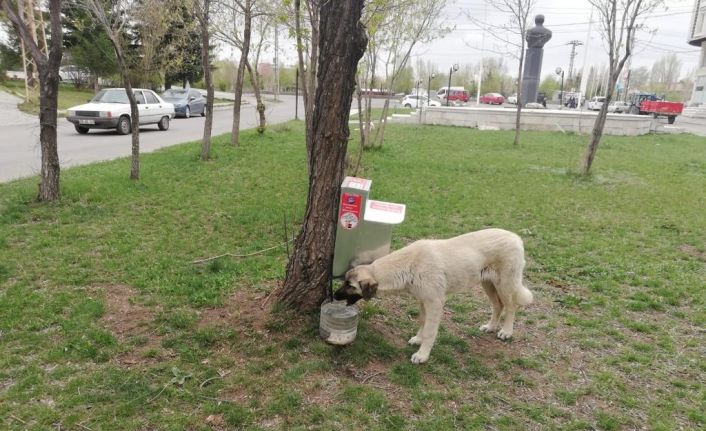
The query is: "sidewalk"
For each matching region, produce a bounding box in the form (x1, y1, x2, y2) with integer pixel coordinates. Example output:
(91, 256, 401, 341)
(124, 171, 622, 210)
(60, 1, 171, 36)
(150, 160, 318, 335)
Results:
(0, 91, 37, 126)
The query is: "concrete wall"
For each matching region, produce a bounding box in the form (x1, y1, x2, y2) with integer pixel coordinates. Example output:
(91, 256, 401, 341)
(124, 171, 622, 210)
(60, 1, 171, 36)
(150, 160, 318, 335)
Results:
(422, 106, 653, 136)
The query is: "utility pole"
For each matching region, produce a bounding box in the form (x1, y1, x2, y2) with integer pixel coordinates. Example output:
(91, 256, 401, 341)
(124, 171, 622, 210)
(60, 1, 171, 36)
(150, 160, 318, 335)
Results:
(477, 1, 486, 105)
(567, 40, 583, 82)
(274, 23, 279, 101)
(578, 8, 593, 108)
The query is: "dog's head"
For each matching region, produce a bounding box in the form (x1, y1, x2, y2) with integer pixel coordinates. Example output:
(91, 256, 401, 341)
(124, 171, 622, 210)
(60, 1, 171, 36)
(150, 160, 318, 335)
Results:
(333, 266, 378, 305)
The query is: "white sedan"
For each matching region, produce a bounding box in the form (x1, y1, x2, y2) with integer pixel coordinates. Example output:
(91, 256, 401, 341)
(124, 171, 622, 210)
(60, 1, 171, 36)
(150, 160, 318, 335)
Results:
(66, 88, 175, 135)
(400, 94, 441, 108)
(607, 101, 629, 113)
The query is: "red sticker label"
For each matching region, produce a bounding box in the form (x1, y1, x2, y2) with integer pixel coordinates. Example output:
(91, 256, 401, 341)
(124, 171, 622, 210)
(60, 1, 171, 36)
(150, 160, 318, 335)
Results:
(339, 193, 362, 230)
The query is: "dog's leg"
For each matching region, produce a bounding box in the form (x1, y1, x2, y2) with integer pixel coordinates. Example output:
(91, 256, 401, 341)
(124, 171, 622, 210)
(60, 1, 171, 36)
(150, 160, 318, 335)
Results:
(479, 280, 503, 333)
(408, 301, 426, 346)
(411, 298, 444, 364)
(495, 279, 518, 340)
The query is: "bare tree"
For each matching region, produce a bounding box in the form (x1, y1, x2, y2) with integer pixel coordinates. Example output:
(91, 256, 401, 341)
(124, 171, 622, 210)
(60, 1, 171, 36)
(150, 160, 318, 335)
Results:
(244, 13, 272, 134)
(581, 0, 664, 176)
(276, 0, 367, 312)
(213, 0, 268, 146)
(470, 0, 536, 146)
(193, 0, 214, 160)
(361, 0, 448, 149)
(81, 0, 142, 179)
(649, 53, 681, 95)
(273, 0, 318, 161)
(1, 0, 63, 201)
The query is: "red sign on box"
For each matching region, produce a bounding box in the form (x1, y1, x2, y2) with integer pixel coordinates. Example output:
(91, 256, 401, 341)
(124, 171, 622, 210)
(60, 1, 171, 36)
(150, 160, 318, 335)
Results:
(339, 193, 362, 230)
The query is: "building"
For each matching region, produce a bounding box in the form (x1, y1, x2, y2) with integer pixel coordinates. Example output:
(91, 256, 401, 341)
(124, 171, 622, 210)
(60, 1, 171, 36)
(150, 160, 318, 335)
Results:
(689, 0, 706, 105)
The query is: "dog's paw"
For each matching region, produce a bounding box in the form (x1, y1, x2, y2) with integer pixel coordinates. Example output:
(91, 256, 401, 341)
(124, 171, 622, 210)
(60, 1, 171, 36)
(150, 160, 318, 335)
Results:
(410, 351, 429, 364)
(479, 324, 498, 333)
(408, 335, 422, 345)
(496, 329, 513, 340)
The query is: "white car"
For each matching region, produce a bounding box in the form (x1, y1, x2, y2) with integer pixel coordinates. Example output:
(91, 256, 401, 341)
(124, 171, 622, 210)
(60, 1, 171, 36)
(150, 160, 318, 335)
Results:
(507, 94, 518, 104)
(401, 94, 441, 108)
(66, 88, 175, 135)
(587, 96, 606, 111)
(607, 101, 629, 113)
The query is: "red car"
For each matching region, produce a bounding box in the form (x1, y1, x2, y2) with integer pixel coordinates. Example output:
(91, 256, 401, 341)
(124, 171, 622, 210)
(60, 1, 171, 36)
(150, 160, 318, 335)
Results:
(444, 89, 470, 105)
(480, 93, 505, 105)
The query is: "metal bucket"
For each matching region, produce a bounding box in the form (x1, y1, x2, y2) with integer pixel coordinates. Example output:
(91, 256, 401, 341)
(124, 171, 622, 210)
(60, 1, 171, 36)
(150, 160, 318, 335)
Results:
(319, 300, 359, 345)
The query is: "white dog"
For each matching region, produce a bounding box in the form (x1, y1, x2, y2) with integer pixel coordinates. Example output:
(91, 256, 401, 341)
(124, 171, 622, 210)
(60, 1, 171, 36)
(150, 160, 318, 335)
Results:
(334, 228, 534, 364)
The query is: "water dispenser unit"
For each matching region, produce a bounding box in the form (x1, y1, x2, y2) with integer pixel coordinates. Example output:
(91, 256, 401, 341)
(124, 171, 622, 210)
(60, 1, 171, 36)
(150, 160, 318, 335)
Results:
(332, 177, 406, 278)
(320, 177, 406, 346)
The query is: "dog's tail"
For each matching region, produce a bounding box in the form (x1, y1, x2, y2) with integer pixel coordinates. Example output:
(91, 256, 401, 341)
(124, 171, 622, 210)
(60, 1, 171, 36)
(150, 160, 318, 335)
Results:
(515, 285, 534, 306)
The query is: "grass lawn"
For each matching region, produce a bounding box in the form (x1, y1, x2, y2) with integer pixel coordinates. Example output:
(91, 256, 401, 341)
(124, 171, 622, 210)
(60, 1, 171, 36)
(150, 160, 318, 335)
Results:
(1, 80, 95, 115)
(1, 123, 705, 430)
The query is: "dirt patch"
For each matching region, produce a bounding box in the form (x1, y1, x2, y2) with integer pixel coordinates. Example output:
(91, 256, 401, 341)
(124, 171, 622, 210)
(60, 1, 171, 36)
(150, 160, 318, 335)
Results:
(98, 284, 168, 367)
(679, 244, 706, 261)
(197, 286, 277, 334)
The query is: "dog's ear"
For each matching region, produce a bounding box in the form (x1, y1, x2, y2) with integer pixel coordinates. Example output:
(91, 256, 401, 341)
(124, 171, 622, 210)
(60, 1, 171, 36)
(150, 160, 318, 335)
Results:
(360, 278, 378, 300)
(344, 268, 357, 282)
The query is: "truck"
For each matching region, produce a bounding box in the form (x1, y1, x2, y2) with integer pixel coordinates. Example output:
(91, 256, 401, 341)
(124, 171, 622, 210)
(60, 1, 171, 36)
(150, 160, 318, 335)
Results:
(627, 93, 683, 124)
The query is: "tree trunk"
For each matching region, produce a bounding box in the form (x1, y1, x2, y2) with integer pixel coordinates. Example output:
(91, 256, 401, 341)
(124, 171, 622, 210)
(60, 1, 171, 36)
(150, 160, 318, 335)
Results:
(230, 0, 252, 147)
(126, 81, 140, 180)
(2, 0, 63, 202)
(111, 41, 140, 180)
(581, 71, 619, 175)
(37, 61, 61, 201)
(514, 45, 525, 146)
(200, 0, 214, 160)
(277, 0, 367, 312)
(304, 0, 319, 134)
(245, 60, 266, 133)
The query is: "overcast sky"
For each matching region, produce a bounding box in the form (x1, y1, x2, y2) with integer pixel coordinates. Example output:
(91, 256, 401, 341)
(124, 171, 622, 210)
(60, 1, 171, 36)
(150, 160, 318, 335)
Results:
(411, 0, 700, 81)
(2, 0, 699, 85)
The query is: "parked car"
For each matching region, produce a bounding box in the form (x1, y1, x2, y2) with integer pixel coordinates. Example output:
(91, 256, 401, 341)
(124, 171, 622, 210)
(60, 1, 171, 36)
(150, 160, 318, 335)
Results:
(607, 101, 629, 113)
(58, 65, 90, 84)
(66, 88, 175, 135)
(587, 96, 606, 111)
(401, 94, 441, 108)
(507, 94, 518, 104)
(436, 86, 465, 100)
(525, 102, 546, 109)
(440, 89, 470, 105)
(479, 92, 505, 105)
(161, 88, 206, 118)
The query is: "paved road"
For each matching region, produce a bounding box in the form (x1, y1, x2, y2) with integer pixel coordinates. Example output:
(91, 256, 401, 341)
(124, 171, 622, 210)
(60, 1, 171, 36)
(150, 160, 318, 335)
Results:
(0, 92, 304, 182)
(4, 91, 701, 183)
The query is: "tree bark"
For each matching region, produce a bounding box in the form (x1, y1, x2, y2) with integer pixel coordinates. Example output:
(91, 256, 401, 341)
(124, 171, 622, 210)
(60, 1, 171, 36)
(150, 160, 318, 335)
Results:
(513, 43, 525, 146)
(245, 59, 266, 133)
(2, 0, 63, 201)
(199, 0, 214, 160)
(230, 0, 251, 147)
(37, 67, 61, 200)
(110, 36, 140, 180)
(581, 72, 618, 175)
(277, 0, 368, 312)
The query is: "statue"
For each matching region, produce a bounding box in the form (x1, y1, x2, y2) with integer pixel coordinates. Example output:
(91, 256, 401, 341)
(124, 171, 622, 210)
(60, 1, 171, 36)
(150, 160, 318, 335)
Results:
(526, 14, 552, 48)
(521, 15, 553, 106)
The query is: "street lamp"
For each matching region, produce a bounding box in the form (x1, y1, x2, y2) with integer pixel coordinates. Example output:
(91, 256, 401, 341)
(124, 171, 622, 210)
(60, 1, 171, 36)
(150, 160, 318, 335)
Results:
(415, 80, 423, 108)
(555, 67, 564, 109)
(427, 73, 436, 106)
(446, 64, 459, 106)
